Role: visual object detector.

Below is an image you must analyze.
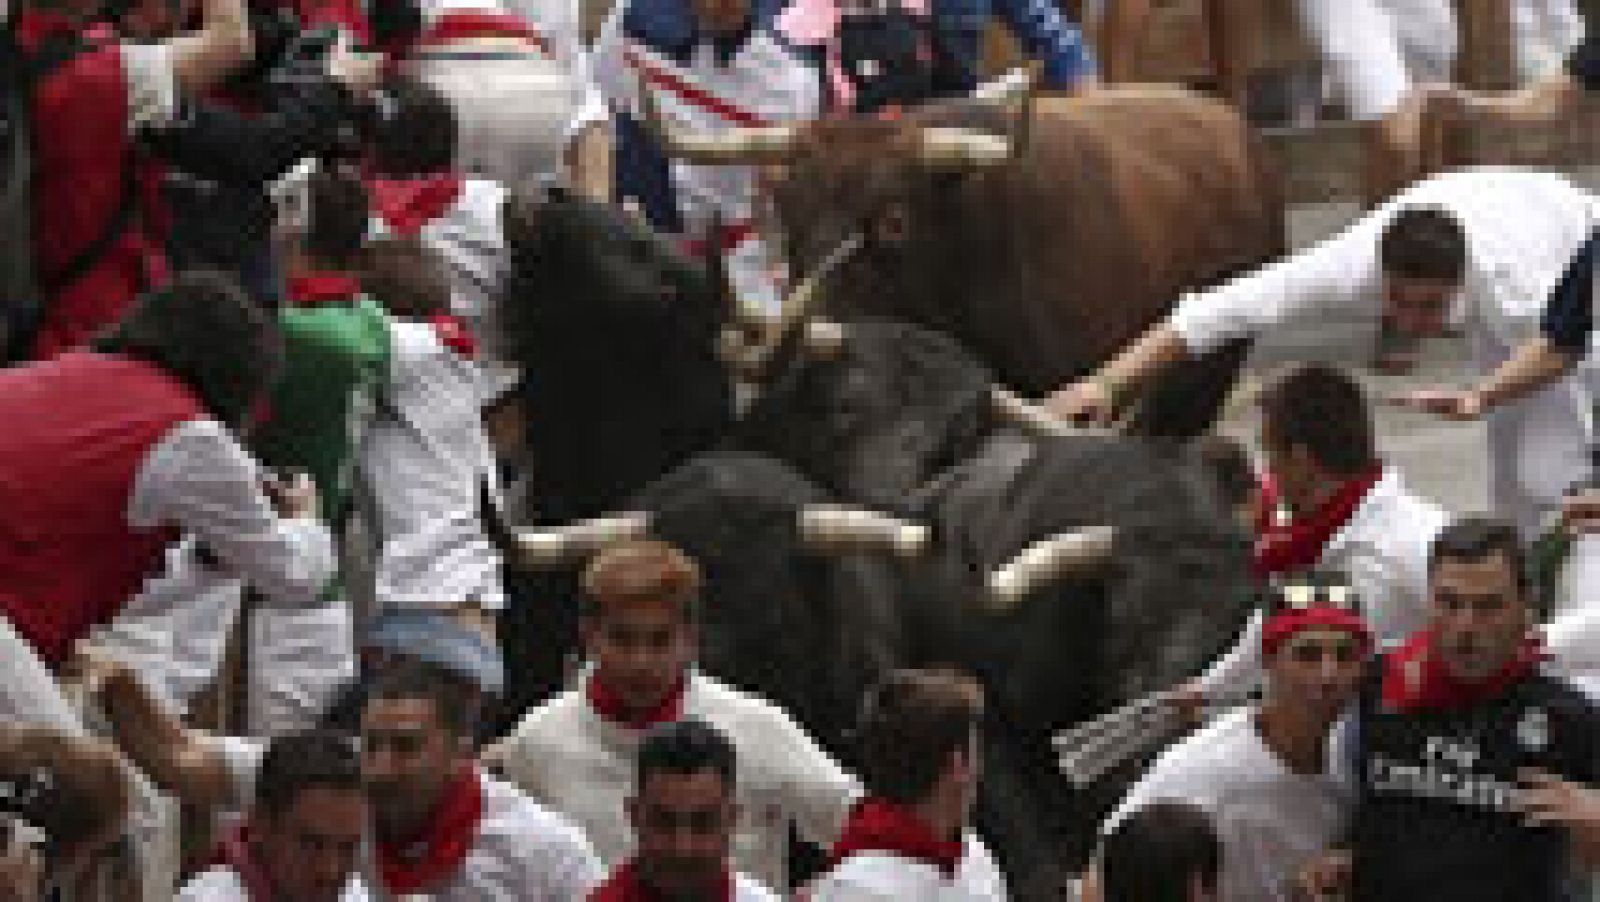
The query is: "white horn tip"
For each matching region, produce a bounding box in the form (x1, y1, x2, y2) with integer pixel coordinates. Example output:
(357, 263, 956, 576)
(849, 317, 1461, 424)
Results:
(799, 506, 929, 558)
(514, 512, 651, 568)
(802, 319, 847, 357)
(986, 526, 1118, 607)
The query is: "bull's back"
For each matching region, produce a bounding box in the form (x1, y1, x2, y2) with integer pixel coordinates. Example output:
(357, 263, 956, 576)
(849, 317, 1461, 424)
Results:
(932, 87, 1282, 400)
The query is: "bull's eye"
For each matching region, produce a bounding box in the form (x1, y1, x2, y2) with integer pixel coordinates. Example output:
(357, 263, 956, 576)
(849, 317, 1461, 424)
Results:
(872, 203, 911, 245)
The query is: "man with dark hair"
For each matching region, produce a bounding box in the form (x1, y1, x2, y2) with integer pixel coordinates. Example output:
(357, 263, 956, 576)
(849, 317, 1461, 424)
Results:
(356, 658, 601, 900)
(809, 668, 1004, 901)
(492, 540, 858, 892)
(1300, 516, 1600, 901)
(0, 271, 334, 726)
(1047, 168, 1600, 546)
(178, 731, 370, 901)
(589, 719, 780, 900)
(363, 77, 510, 350)
(1180, 364, 1446, 710)
(1091, 801, 1220, 902)
(1098, 575, 1369, 902)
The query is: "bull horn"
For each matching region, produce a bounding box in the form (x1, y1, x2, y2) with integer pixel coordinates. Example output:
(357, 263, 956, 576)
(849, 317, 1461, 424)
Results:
(801, 319, 847, 358)
(990, 386, 1115, 437)
(916, 127, 1014, 169)
(971, 62, 1041, 106)
(799, 505, 929, 558)
(638, 82, 798, 165)
(512, 512, 653, 569)
(731, 235, 865, 380)
(987, 526, 1118, 610)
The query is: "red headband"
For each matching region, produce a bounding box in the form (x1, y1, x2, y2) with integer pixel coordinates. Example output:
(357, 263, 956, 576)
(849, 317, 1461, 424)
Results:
(1261, 607, 1372, 658)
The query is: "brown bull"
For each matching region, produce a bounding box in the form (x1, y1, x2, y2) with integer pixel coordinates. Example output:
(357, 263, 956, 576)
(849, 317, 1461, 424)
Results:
(652, 81, 1285, 438)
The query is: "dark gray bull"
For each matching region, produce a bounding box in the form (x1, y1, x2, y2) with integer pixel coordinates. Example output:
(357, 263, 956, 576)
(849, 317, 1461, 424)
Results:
(649, 79, 1285, 439)
(731, 318, 1256, 896)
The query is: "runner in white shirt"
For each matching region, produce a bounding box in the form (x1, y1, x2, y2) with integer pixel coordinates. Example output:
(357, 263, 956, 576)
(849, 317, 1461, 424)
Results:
(807, 669, 1006, 902)
(1187, 364, 1447, 706)
(1046, 168, 1600, 546)
(587, 720, 782, 901)
(359, 659, 603, 901)
(177, 732, 372, 902)
(593, 0, 821, 316)
(1098, 576, 1371, 902)
(363, 80, 510, 347)
(359, 238, 505, 622)
(489, 541, 858, 892)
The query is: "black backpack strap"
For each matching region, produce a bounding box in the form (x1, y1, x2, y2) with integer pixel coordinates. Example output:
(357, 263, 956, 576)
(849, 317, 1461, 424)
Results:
(21, 29, 143, 294)
(41, 145, 140, 291)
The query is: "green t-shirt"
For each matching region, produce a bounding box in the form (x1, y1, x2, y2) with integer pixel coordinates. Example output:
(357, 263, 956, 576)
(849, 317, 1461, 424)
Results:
(253, 295, 392, 520)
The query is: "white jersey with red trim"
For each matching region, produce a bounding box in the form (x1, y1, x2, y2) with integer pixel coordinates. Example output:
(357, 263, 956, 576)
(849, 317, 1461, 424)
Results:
(594, 18, 821, 315)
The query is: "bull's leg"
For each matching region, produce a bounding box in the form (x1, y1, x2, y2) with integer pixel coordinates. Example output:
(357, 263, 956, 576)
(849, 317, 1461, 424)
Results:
(1124, 336, 1252, 441)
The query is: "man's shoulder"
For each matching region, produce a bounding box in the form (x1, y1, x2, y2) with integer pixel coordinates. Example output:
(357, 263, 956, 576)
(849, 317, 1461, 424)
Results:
(176, 867, 246, 901)
(691, 675, 814, 748)
(480, 772, 594, 844)
(734, 872, 783, 901)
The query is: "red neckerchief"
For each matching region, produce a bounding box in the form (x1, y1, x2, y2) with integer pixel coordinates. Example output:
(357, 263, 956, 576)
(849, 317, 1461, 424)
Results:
(829, 798, 964, 878)
(428, 313, 478, 358)
(210, 822, 277, 902)
(375, 765, 485, 895)
(586, 672, 687, 730)
(681, 221, 757, 257)
(417, 10, 550, 52)
(288, 271, 363, 306)
(589, 859, 734, 902)
(1381, 630, 1545, 712)
(366, 172, 465, 238)
(1252, 466, 1384, 579)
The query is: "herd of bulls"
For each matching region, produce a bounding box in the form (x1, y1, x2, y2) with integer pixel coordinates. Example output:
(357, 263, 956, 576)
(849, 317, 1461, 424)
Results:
(485, 80, 1287, 898)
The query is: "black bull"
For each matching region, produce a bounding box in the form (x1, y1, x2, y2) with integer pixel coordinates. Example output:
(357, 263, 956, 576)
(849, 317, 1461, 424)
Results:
(491, 296, 1254, 897)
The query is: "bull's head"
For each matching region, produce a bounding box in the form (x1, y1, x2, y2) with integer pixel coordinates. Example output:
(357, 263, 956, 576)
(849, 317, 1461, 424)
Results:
(640, 67, 1039, 356)
(731, 317, 1116, 509)
(483, 456, 922, 748)
(499, 183, 738, 523)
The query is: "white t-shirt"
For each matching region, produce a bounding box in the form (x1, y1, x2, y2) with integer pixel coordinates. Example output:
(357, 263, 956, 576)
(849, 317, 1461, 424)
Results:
(806, 834, 1008, 902)
(177, 867, 372, 901)
(207, 746, 602, 902)
(496, 670, 859, 891)
(1101, 706, 1351, 902)
(364, 319, 504, 611)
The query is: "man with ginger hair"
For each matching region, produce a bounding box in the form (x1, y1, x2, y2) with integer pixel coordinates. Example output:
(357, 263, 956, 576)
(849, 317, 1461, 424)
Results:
(489, 539, 860, 892)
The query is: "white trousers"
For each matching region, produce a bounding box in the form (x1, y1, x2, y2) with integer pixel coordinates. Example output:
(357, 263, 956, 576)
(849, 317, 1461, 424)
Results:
(1294, 0, 1458, 119)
